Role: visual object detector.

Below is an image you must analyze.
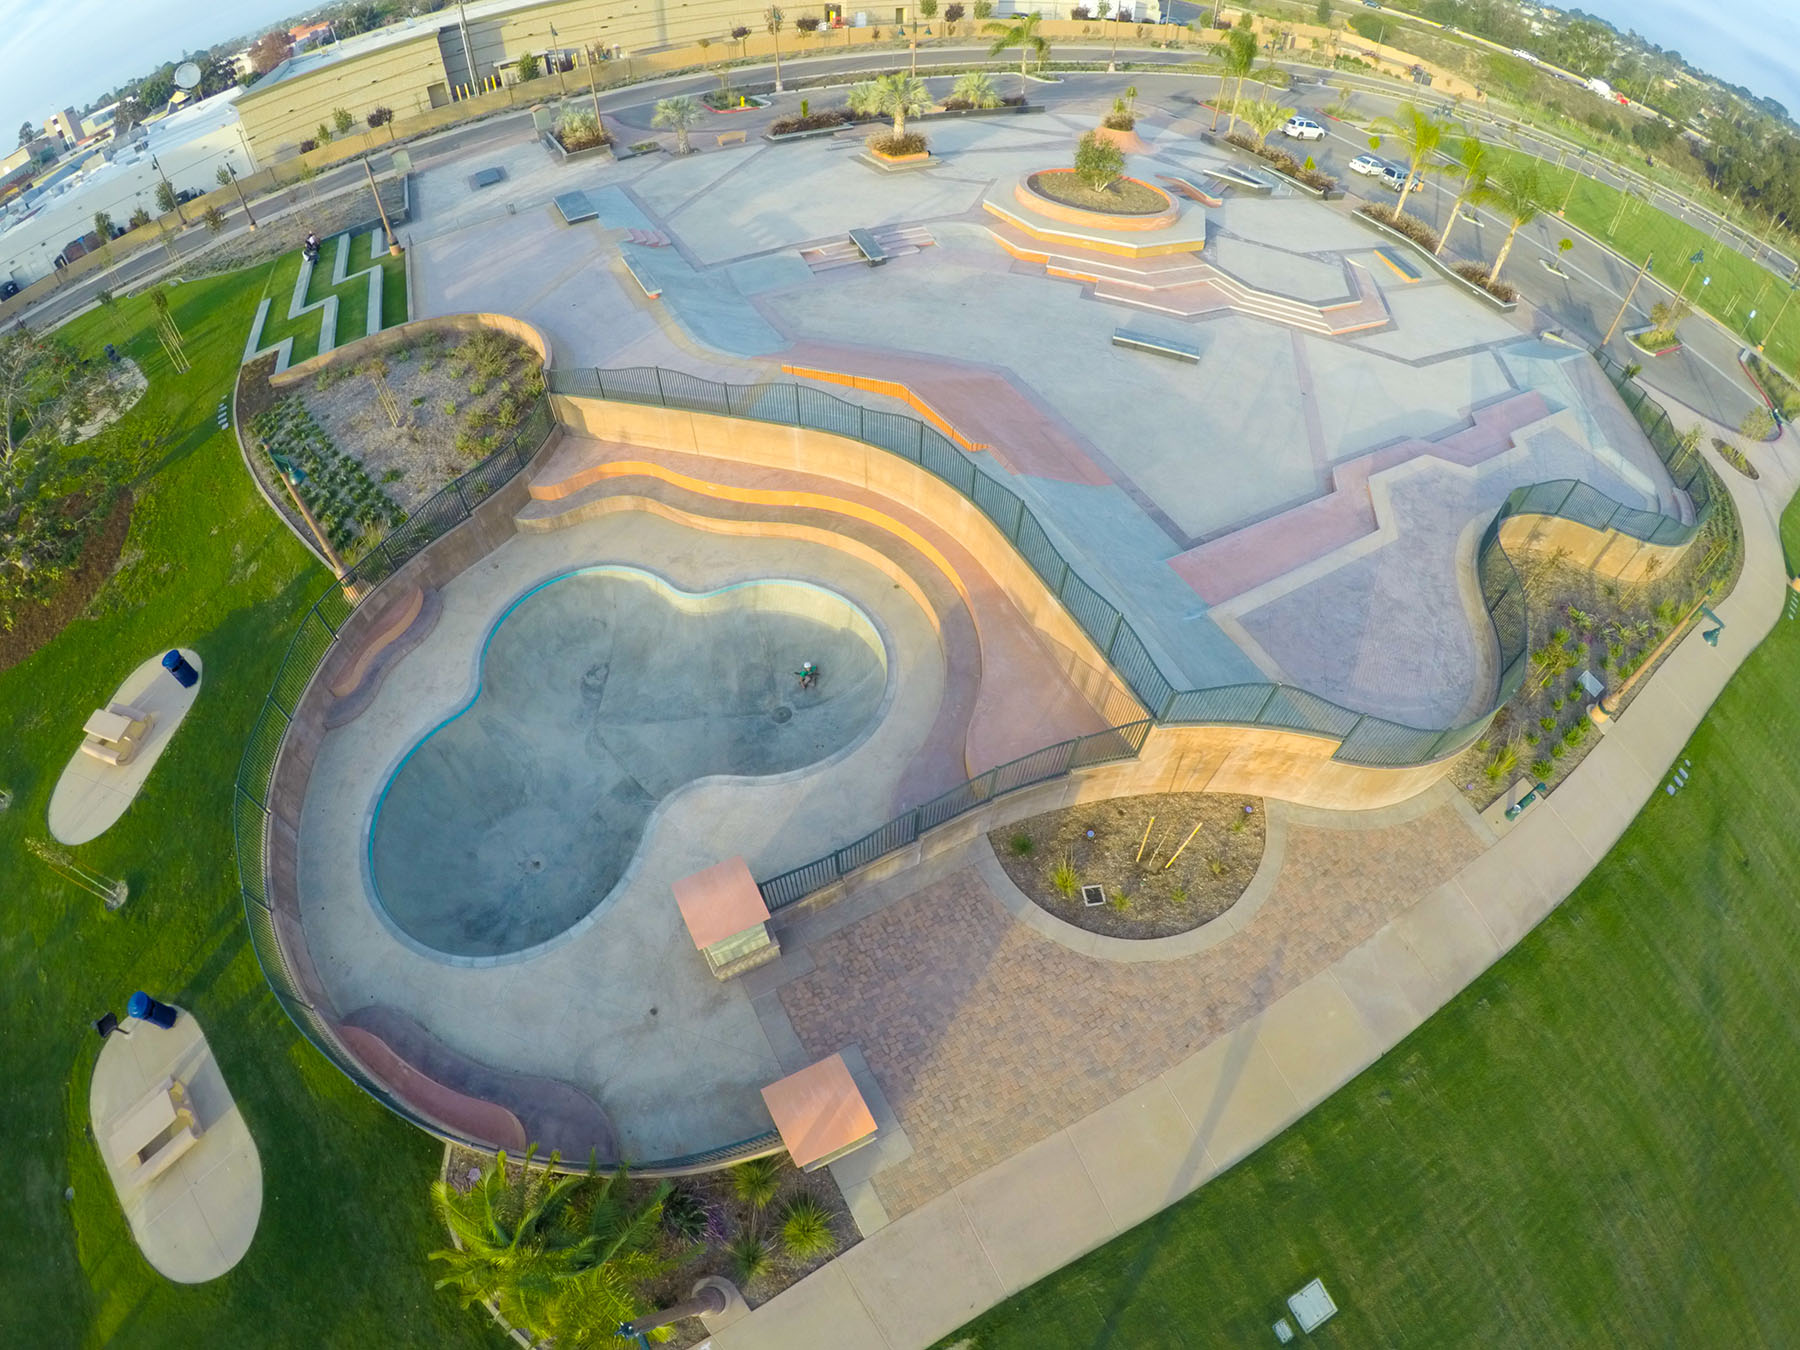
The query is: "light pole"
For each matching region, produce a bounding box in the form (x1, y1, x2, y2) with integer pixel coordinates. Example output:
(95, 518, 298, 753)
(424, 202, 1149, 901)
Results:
(222, 162, 256, 230)
(1675, 248, 1704, 307)
(1757, 280, 1800, 353)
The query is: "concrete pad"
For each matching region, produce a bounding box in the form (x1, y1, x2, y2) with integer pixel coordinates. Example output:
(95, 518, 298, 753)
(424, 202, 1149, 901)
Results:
(1540, 740, 1657, 862)
(1451, 838, 1557, 951)
(835, 1190, 1008, 1347)
(1158, 1028, 1304, 1173)
(1065, 1077, 1217, 1232)
(953, 1129, 1114, 1294)
(708, 1259, 889, 1350)
(89, 1008, 262, 1283)
(1391, 881, 1502, 990)
(1254, 971, 1385, 1106)
(1329, 922, 1448, 1046)
(48, 648, 203, 845)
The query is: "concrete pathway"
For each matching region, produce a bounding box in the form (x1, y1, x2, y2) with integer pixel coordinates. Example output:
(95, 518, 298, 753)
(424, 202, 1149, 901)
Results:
(47, 648, 202, 845)
(708, 397, 1799, 1347)
(89, 1008, 263, 1283)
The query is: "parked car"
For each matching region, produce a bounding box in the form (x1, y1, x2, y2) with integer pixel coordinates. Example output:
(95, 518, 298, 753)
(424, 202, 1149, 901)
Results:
(0, 279, 18, 299)
(1282, 116, 1325, 141)
(1349, 153, 1388, 176)
(1379, 164, 1410, 192)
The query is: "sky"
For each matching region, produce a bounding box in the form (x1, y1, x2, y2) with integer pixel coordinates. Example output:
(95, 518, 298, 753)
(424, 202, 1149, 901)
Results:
(1573, 0, 1800, 117)
(0, 0, 304, 140)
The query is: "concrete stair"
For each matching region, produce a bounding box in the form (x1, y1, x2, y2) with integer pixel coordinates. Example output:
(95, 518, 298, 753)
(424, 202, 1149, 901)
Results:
(800, 225, 936, 274)
(988, 217, 1390, 336)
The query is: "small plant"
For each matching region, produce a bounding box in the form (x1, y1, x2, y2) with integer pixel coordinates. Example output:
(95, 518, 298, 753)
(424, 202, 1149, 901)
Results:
(1563, 720, 1588, 747)
(1207, 855, 1226, 878)
(779, 1194, 837, 1259)
(1539, 715, 1556, 732)
(1551, 742, 1567, 760)
(1007, 832, 1035, 857)
(468, 379, 487, 397)
(1532, 758, 1556, 779)
(1525, 732, 1540, 746)
(1049, 859, 1078, 897)
(1484, 740, 1520, 783)
(554, 109, 610, 152)
(662, 1185, 711, 1244)
(410, 395, 424, 406)
(732, 1156, 783, 1211)
(729, 1232, 772, 1285)
(1108, 891, 1131, 912)
(1170, 886, 1190, 904)
(1551, 696, 1565, 712)
(381, 468, 403, 483)
(441, 400, 456, 417)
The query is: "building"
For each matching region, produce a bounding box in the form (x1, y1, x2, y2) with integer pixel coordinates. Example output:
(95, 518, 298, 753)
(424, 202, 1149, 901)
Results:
(233, 0, 791, 158)
(43, 108, 81, 149)
(290, 21, 336, 53)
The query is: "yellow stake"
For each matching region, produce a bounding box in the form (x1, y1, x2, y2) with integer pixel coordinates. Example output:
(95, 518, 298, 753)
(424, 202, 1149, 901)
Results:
(1135, 815, 1155, 864)
(1164, 822, 1203, 870)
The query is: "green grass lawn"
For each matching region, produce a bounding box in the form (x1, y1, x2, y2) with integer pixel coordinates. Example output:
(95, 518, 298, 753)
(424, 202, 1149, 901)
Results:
(940, 499, 1800, 1347)
(1478, 145, 1798, 378)
(3, 273, 496, 1347)
(249, 229, 409, 367)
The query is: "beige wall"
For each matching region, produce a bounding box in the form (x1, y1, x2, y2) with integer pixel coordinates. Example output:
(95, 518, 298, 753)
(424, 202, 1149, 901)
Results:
(1498, 512, 1686, 584)
(237, 30, 449, 157)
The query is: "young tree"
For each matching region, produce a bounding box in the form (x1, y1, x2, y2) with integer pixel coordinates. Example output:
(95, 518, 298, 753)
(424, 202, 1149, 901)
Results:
(731, 24, 752, 58)
(919, 0, 939, 19)
(652, 95, 704, 154)
(1486, 161, 1542, 284)
(766, 7, 786, 92)
(202, 205, 226, 234)
(331, 106, 354, 136)
(984, 12, 1049, 95)
(1214, 25, 1260, 135)
(314, 122, 334, 147)
(944, 1, 965, 34)
(1315, 0, 1331, 21)
(16, 121, 33, 147)
(92, 210, 114, 241)
(1370, 102, 1446, 212)
(1436, 136, 1493, 256)
(1074, 129, 1124, 192)
(128, 206, 152, 230)
(153, 177, 183, 225)
(366, 105, 395, 139)
(515, 51, 541, 83)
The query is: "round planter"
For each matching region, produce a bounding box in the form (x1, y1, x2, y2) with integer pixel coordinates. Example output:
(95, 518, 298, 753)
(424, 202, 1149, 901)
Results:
(1093, 123, 1148, 155)
(1016, 171, 1179, 232)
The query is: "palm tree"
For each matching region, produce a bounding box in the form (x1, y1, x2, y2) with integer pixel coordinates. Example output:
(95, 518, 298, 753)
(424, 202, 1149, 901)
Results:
(429, 1149, 672, 1345)
(1436, 135, 1494, 256)
(1369, 101, 1446, 214)
(853, 72, 932, 142)
(1243, 98, 1295, 145)
(952, 70, 1001, 109)
(653, 95, 704, 154)
(984, 12, 1049, 95)
(1213, 26, 1260, 135)
(1485, 161, 1542, 284)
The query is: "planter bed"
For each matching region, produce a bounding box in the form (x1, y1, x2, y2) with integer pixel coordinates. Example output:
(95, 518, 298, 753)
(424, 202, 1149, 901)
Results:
(1627, 326, 1682, 356)
(541, 130, 613, 164)
(1347, 208, 1519, 311)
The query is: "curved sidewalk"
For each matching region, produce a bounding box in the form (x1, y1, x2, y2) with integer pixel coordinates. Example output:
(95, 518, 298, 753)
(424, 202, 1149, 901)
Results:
(709, 403, 1798, 1349)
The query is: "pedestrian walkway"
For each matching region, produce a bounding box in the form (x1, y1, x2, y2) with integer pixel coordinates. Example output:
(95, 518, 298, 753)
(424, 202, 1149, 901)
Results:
(709, 392, 1797, 1348)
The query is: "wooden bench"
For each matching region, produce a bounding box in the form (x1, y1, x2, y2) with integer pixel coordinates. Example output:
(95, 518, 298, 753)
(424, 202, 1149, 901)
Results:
(1112, 329, 1200, 363)
(716, 129, 748, 147)
(847, 228, 889, 266)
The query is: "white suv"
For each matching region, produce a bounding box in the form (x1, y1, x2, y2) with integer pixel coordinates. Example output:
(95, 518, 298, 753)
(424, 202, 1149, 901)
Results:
(1281, 116, 1325, 141)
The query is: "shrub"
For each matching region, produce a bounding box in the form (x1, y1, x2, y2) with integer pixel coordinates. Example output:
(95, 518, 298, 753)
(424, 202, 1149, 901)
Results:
(1531, 758, 1556, 780)
(1450, 260, 1517, 302)
(1108, 891, 1131, 911)
(1074, 129, 1124, 191)
(1102, 96, 1135, 131)
(1170, 886, 1190, 904)
(1713, 438, 1759, 478)
(1739, 406, 1777, 442)
(769, 108, 855, 135)
(1007, 832, 1035, 857)
(731, 1156, 783, 1211)
(951, 70, 1001, 110)
(1049, 860, 1078, 897)
(1223, 131, 1338, 191)
(729, 1233, 772, 1284)
(796, 13, 822, 31)
(662, 1185, 713, 1244)
(1484, 739, 1520, 782)
(366, 105, 394, 129)
(514, 51, 541, 83)
(332, 106, 354, 136)
(298, 138, 317, 153)
(554, 109, 610, 151)
(868, 131, 928, 156)
(314, 122, 334, 146)
(779, 1194, 838, 1259)
(946, 1, 966, 25)
(1357, 202, 1440, 251)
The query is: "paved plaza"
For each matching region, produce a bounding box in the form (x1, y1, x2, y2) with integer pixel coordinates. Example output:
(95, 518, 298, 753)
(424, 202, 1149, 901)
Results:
(409, 91, 1678, 727)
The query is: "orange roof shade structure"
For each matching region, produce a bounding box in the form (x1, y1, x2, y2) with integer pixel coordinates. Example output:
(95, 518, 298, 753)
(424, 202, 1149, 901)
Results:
(672, 856, 771, 950)
(761, 1053, 878, 1171)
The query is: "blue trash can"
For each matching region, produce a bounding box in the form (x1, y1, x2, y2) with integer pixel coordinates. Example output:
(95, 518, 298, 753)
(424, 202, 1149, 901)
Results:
(162, 650, 198, 689)
(127, 992, 178, 1028)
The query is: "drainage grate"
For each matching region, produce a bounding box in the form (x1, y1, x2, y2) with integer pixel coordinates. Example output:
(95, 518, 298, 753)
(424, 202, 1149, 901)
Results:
(1081, 884, 1106, 908)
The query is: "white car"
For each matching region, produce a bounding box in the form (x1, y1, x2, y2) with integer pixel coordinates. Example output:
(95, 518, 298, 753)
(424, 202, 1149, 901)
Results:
(1281, 116, 1325, 141)
(1349, 153, 1387, 176)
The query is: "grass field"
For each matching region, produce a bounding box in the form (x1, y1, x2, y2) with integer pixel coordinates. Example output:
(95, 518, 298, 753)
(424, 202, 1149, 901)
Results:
(939, 496, 1800, 1347)
(1479, 144, 1799, 379)
(2, 273, 496, 1347)
(249, 228, 409, 367)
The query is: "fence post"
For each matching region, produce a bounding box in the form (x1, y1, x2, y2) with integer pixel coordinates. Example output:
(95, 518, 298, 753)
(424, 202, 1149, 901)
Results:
(654, 367, 667, 404)
(1105, 613, 1123, 657)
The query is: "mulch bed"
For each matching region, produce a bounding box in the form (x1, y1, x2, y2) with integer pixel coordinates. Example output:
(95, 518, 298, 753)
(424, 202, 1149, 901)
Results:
(991, 790, 1266, 939)
(1028, 169, 1167, 214)
(0, 492, 132, 675)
